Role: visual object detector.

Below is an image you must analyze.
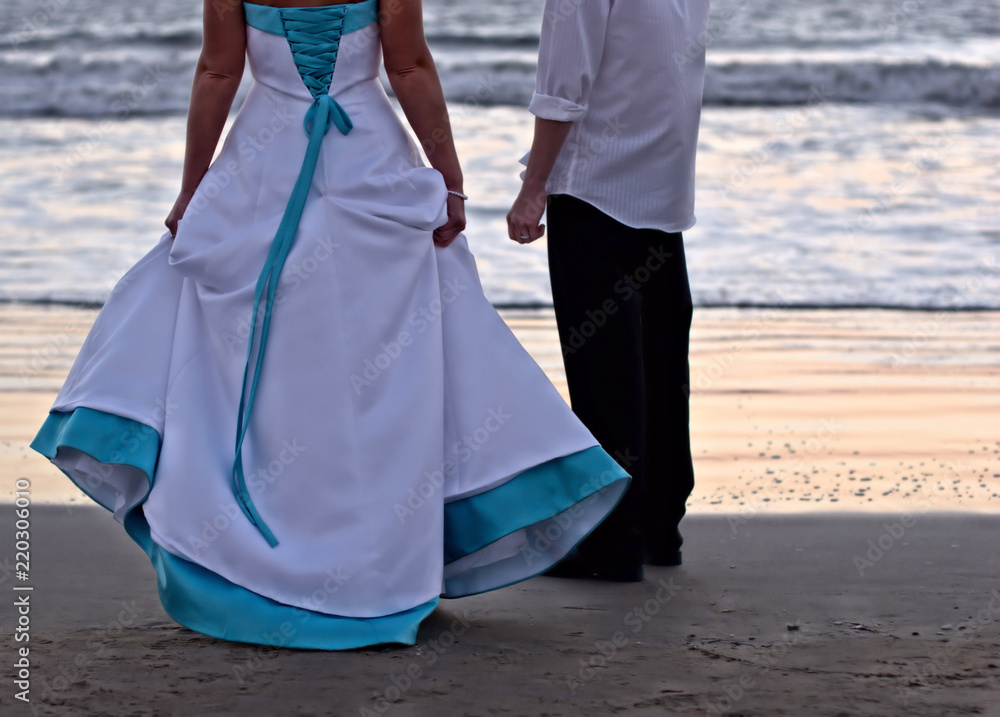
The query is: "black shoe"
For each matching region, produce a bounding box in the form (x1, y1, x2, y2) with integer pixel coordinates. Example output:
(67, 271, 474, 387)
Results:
(543, 552, 644, 582)
(646, 526, 684, 566)
(646, 549, 682, 567)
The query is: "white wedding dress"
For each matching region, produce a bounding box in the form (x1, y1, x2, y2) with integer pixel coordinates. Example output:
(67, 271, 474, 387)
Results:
(31, 0, 628, 649)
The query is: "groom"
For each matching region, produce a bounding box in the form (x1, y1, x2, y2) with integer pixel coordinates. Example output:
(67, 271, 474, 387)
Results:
(508, 0, 710, 581)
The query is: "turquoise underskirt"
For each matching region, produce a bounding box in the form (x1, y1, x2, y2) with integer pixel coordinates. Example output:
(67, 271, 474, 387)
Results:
(32, 407, 628, 650)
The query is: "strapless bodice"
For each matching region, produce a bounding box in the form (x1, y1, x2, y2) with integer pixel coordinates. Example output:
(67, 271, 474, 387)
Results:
(243, 0, 381, 107)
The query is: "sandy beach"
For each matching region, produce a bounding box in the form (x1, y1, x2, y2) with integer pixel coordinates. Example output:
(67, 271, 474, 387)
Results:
(1, 303, 998, 716)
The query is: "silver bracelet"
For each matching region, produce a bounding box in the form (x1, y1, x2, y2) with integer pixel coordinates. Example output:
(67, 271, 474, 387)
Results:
(447, 190, 468, 201)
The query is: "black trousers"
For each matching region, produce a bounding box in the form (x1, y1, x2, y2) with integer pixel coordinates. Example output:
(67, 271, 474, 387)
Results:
(546, 194, 695, 565)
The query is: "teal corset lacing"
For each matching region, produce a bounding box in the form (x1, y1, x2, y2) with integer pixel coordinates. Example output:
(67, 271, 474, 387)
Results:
(234, 0, 378, 546)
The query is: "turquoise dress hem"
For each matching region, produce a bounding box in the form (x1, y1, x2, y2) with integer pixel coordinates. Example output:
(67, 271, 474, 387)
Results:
(32, 407, 628, 648)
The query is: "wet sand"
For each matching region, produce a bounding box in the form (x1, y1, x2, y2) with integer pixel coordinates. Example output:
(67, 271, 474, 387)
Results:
(4, 305, 999, 512)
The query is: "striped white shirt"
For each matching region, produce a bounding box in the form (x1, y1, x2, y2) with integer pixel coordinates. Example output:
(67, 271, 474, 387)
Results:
(528, 0, 710, 233)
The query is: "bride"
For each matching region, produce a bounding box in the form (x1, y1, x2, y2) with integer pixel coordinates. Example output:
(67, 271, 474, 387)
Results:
(30, 0, 629, 649)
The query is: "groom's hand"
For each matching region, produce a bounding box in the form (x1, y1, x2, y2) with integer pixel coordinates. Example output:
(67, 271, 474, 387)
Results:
(507, 181, 547, 244)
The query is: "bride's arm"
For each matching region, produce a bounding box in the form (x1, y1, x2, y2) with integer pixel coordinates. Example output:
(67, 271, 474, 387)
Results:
(166, 0, 247, 236)
(381, 0, 465, 246)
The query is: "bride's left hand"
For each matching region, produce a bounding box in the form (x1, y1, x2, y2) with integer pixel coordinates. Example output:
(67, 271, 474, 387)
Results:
(433, 193, 466, 247)
(165, 190, 194, 238)
(507, 181, 546, 244)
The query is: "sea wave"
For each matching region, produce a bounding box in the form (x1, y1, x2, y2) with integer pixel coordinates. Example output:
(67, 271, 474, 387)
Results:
(704, 59, 1000, 108)
(5, 25, 202, 50)
(1, 49, 997, 118)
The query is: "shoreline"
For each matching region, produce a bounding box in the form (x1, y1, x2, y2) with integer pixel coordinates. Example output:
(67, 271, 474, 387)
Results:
(8, 298, 1000, 312)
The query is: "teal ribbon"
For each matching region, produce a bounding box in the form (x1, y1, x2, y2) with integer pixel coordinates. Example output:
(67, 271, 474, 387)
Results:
(232, 6, 354, 547)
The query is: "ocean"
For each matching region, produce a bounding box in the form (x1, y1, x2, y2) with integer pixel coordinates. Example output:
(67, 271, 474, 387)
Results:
(1, 0, 998, 309)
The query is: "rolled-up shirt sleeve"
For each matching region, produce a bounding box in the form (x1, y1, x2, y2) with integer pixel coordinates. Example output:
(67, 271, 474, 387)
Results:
(529, 0, 613, 122)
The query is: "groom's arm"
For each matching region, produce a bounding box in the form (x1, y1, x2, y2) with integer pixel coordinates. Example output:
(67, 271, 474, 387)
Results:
(520, 118, 572, 195)
(526, 0, 613, 184)
(508, 0, 612, 243)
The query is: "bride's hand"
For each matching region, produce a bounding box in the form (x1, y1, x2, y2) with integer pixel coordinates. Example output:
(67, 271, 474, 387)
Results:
(165, 191, 194, 238)
(507, 181, 546, 244)
(433, 193, 466, 247)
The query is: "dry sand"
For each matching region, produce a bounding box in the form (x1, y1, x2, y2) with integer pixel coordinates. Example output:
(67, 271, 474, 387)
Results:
(0, 303, 998, 716)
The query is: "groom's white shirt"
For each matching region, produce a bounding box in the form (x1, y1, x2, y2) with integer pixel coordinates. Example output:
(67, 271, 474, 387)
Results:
(528, 0, 710, 233)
